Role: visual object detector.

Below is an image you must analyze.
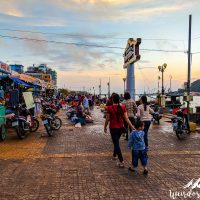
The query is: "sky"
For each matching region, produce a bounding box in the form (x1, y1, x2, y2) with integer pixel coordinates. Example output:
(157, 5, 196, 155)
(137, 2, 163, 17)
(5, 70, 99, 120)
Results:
(0, 0, 200, 95)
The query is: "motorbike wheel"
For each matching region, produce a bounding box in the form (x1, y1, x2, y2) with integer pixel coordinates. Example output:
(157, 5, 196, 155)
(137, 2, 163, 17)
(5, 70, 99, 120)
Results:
(0, 124, 7, 141)
(176, 129, 188, 140)
(44, 123, 53, 136)
(30, 119, 39, 132)
(16, 126, 26, 139)
(52, 117, 62, 130)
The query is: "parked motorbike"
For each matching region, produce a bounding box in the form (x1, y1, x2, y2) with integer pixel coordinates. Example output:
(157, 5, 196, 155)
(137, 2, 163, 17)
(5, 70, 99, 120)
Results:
(152, 112, 162, 124)
(41, 103, 62, 136)
(0, 104, 40, 140)
(5, 111, 30, 139)
(171, 109, 190, 140)
(40, 113, 54, 136)
(150, 104, 162, 124)
(19, 104, 39, 133)
(6, 104, 40, 139)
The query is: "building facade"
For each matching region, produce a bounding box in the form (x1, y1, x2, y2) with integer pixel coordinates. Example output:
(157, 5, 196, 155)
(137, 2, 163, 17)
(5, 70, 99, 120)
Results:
(25, 64, 57, 92)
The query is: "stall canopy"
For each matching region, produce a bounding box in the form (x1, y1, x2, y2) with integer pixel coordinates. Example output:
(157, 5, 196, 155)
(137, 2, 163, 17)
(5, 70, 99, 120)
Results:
(11, 72, 41, 87)
(10, 77, 33, 87)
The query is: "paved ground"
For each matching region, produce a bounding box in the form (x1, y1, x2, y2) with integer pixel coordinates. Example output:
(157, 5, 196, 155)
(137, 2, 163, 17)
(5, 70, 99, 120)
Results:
(0, 108, 199, 200)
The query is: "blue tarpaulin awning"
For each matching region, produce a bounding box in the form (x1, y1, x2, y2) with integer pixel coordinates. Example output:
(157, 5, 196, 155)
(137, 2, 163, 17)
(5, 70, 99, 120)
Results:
(10, 77, 33, 87)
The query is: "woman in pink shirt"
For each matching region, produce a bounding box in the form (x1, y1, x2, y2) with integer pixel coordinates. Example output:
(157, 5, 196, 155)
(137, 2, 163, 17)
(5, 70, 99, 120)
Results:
(136, 96, 154, 149)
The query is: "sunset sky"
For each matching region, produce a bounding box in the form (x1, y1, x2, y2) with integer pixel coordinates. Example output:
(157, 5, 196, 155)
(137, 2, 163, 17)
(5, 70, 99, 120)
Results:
(0, 0, 200, 95)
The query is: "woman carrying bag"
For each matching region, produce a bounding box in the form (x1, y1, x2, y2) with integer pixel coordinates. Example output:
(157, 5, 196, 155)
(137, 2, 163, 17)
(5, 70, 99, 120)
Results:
(104, 93, 134, 168)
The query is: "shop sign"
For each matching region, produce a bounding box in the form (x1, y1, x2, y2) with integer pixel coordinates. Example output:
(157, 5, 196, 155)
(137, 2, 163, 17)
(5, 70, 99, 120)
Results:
(0, 62, 11, 74)
(23, 92, 35, 109)
(123, 38, 141, 68)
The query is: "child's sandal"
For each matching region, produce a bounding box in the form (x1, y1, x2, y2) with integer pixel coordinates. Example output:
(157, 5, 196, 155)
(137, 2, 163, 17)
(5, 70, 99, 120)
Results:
(116, 162, 124, 168)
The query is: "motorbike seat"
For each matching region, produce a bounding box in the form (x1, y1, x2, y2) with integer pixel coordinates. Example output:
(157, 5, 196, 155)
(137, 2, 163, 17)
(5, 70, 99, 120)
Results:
(5, 109, 15, 115)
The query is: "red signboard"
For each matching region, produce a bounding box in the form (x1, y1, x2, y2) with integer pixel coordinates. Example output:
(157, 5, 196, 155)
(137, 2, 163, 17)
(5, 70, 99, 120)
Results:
(0, 62, 11, 74)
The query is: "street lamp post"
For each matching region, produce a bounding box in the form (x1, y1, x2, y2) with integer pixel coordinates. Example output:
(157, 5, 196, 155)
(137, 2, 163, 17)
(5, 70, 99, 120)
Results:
(169, 75, 172, 92)
(99, 85, 101, 98)
(93, 87, 95, 96)
(123, 78, 126, 94)
(158, 63, 167, 95)
(158, 76, 161, 94)
(107, 82, 110, 97)
(107, 77, 110, 97)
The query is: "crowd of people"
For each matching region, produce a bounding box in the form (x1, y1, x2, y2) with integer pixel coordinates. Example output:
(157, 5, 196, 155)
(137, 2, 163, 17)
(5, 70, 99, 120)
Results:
(56, 92, 154, 175)
(64, 94, 97, 127)
(104, 92, 155, 175)
(1, 89, 156, 174)
(31, 92, 154, 175)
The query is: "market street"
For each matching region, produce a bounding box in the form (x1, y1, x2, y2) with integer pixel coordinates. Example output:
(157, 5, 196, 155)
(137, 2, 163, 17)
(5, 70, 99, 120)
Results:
(0, 108, 199, 200)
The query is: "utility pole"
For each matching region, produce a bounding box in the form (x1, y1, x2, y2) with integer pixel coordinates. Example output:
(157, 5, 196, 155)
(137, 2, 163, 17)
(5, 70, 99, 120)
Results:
(107, 77, 110, 97)
(99, 79, 101, 98)
(93, 87, 95, 96)
(169, 75, 172, 92)
(123, 77, 126, 94)
(187, 15, 192, 119)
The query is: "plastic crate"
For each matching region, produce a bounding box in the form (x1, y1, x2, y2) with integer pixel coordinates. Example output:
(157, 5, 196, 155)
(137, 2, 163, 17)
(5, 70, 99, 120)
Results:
(0, 106, 5, 125)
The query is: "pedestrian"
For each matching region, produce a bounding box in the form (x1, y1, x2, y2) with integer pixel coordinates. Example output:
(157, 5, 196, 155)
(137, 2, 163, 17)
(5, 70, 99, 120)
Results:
(122, 92, 137, 140)
(128, 120, 148, 175)
(83, 95, 89, 112)
(34, 95, 42, 117)
(136, 95, 154, 149)
(104, 93, 134, 168)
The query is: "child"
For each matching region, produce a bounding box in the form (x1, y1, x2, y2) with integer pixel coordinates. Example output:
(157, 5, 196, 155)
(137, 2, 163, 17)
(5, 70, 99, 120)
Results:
(128, 120, 148, 175)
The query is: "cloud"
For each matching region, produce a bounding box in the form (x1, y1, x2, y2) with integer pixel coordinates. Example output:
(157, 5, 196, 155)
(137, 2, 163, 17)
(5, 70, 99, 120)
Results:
(0, 0, 26, 17)
(139, 60, 150, 64)
(0, 0, 192, 25)
(47, 0, 193, 22)
(155, 40, 180, 51)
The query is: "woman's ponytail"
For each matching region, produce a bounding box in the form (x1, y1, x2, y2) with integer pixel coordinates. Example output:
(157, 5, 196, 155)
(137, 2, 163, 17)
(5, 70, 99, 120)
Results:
(141, 95, 148, 111)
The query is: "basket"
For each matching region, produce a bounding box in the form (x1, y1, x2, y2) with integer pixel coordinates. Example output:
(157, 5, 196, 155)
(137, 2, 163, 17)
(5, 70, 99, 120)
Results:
(0, 106, 5, 125)
(189, 122, 196, 132)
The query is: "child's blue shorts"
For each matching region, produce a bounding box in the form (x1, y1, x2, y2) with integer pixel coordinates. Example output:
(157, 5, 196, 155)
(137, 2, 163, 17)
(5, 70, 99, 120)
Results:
(132, 149, 148, 167)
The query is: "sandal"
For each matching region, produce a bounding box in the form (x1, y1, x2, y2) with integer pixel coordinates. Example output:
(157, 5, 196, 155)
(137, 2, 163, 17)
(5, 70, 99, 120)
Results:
(111, 156, 118, 161)
(143, 169, 148, 175)
(116, 162, 124, 168)
(128, 167, 136, 172)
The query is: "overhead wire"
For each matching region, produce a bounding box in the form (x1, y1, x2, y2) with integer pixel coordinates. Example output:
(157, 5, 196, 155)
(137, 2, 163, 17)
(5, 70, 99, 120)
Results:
(192, 51, 200, 54)
(136, 63, 152, 94)
(0, 34, 186, 53)
(0, 28, 186, 42)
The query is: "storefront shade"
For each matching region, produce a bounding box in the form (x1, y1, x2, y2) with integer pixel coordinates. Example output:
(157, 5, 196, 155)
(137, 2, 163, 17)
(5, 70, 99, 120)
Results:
(10, 77, 33, 87)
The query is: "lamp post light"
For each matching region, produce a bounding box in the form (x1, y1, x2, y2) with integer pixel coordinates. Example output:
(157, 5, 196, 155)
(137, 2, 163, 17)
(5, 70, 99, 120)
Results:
(123, 77, 126, 94)
(158, 63, 167, 95)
